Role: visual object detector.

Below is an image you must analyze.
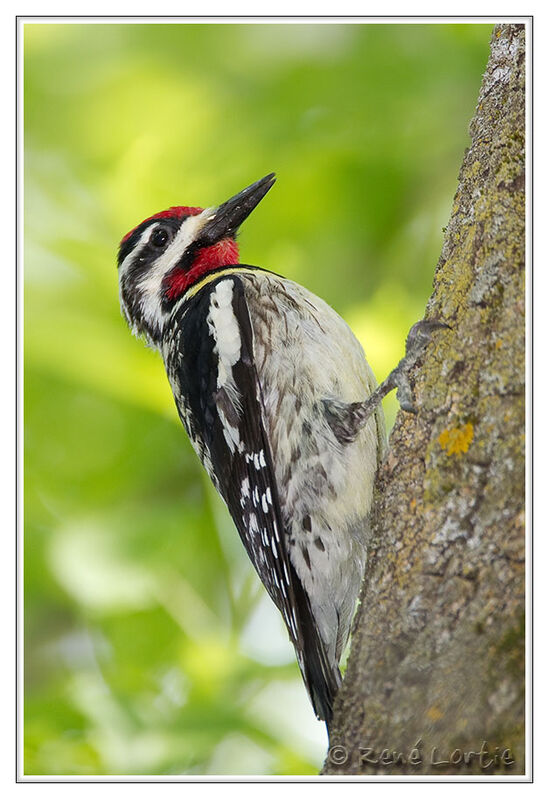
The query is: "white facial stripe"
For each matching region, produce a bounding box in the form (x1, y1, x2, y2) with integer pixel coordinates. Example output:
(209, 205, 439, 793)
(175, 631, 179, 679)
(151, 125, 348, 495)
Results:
(140, 209, 212, 285)
(118, 224, 158, 277)
(132, 208, 213, 335)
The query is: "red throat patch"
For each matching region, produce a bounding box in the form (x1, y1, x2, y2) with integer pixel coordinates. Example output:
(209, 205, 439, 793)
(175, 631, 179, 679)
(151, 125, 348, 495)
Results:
(164, 239, 240, 300)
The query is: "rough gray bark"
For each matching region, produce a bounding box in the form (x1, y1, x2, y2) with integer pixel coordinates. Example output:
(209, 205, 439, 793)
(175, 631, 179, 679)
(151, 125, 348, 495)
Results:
(323, 24, 525, 776)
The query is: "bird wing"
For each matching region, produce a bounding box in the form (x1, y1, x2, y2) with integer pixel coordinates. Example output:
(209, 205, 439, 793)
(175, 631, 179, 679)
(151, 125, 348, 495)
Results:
(171, 274, 339, 721)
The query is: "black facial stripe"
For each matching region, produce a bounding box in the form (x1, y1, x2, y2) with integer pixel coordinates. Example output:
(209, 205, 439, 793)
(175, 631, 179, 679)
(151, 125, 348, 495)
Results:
(118, 221, 155, 267)
(117, 216, 187, 267)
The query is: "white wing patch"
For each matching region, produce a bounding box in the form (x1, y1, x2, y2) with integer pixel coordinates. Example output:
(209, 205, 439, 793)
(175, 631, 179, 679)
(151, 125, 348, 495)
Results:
(202, 276, 301, 649)
(207, 280, 242, 388)
(207, 279, 244, 453)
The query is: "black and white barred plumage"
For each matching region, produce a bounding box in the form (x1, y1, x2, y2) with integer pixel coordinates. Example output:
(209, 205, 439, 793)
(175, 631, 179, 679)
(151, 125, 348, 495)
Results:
(118, 175, 386, 724)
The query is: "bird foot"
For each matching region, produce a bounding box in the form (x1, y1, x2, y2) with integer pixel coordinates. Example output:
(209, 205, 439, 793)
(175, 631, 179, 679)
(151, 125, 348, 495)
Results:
(355, 318, 449, 426)
(392, 319, 450, 413)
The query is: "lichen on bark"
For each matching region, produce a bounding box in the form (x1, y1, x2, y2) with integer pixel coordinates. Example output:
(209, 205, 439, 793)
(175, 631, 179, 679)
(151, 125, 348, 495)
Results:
(323, 24, 526, 776)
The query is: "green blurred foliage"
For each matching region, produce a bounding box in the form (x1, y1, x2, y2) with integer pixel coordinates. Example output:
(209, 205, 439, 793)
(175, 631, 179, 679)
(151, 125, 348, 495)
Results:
(24, 22, 491, 776)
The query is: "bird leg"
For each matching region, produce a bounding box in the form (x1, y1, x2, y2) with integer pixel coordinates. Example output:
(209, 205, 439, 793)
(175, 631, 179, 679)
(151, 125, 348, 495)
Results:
(361, 319, 450, 419)
(322, 319, 449, 445)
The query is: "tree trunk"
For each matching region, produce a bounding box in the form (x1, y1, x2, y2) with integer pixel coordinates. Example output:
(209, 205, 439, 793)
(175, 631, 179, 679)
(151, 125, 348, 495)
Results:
(323, 23, 526, 777)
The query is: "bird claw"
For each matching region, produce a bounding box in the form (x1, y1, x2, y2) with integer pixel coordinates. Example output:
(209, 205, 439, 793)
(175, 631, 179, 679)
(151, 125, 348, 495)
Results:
(394, 368, 417, 414)
(405, 319, 451, 359)
(352, 317, 449, 431)
(392, 318, 449, 415)
(397, 394, 418, 414)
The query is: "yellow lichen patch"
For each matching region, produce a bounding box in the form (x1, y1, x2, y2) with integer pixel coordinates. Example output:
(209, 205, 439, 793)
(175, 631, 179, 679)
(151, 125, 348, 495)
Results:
(438, 423, 474, 455)
(427, 705, 444, 722)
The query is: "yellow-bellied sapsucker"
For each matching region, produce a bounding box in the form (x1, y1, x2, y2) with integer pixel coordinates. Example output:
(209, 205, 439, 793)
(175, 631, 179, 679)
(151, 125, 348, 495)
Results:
(117, 174, 444, 726)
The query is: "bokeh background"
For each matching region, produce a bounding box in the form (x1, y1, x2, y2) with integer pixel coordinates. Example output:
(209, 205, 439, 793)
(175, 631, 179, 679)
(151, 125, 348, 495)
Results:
(24, 21, 491, 776)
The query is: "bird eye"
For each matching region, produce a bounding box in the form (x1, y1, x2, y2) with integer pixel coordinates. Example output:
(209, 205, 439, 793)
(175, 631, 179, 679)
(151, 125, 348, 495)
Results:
(150, 227, 171, 248)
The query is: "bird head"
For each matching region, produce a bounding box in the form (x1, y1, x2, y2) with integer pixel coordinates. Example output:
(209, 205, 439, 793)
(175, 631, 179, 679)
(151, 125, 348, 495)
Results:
(117, 173, 276, 345)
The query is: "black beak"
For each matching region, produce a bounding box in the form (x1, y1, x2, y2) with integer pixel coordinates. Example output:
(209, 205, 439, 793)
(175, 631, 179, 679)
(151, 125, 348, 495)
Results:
(199, 173, 276, 246)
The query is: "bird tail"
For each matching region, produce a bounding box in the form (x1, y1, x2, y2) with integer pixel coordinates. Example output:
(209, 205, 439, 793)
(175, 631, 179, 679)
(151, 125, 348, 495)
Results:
(289, 563, 342, 727)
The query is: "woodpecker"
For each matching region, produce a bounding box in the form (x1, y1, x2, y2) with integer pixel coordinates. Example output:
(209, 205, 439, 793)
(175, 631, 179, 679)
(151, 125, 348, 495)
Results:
(118, 174, 444, 726)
